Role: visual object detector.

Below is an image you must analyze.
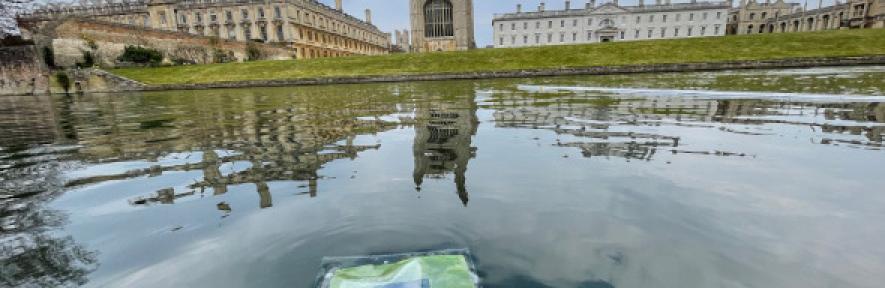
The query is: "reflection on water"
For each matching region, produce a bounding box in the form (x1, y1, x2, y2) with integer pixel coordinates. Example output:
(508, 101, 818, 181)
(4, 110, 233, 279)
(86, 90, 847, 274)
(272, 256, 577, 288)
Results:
(1, 67, 885, 288)
(412, 94, 479, 206)
(486, 87, 884, 162)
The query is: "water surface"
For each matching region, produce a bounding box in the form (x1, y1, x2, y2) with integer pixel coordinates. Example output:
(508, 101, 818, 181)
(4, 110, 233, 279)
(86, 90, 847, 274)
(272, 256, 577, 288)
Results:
(2, 66, 885, 288)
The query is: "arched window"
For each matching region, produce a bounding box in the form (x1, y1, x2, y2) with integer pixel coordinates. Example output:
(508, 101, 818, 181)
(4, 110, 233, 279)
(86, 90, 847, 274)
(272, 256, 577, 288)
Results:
(424, 0, 454, 37)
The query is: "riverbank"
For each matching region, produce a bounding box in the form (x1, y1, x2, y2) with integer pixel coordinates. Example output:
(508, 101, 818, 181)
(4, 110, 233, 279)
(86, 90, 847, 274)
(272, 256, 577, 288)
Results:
(122, 56, 883, 92)
(110, 29, 885, 88)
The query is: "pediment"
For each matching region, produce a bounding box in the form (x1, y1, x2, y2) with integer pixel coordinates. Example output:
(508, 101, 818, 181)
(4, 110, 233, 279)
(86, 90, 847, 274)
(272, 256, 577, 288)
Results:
(591, 4, 629, 14)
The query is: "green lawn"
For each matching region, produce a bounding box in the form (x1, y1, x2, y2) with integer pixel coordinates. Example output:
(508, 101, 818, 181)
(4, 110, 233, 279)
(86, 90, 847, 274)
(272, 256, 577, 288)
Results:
(112, 29, 885, 85)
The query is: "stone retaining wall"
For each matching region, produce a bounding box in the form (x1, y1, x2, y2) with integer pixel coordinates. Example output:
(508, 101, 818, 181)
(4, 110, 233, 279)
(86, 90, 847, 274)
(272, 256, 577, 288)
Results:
(11, 55, 884, 95)
(0, 45, 50, 96)
(141, 56, 885, 92)
(58, 68, 146, 94)
(46, 18, 296, 67)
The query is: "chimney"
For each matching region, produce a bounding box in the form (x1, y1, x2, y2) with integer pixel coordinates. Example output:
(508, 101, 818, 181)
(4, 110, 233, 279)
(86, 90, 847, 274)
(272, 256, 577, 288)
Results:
(335, 0, 342, 11)
(517, 4, 522, 12)
(692, 0, 697, 3)
(657, 0, 662, 5)
(365, 9, 372, 24)
(614, 0, 619, 6)
(640, 0, 645, 6)
(539, 2, 545, 12)
(666, 0, 671, 4)
(565, 1, 571, 10)
(589, 0, 596, 8)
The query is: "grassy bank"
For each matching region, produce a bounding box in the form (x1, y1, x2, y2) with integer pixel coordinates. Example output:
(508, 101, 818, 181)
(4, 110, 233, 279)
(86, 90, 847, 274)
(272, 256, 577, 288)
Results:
(113, 29, 885, 85)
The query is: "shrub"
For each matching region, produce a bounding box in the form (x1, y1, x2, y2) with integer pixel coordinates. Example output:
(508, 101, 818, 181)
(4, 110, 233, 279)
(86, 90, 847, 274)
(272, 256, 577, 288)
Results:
(213, 49, 235, 63)
(81, 36, 98, 50)
(42, 46, 55, 68)
(246, 42, 262, 61)
(55, 72, 71, 93)
(172, 58, 196, 65)
(117, 46, 163, 65)
(77, 51, 95, 68)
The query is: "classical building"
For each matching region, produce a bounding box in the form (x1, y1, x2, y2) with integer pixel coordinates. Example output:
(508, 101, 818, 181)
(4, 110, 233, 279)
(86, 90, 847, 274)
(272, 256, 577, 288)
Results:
(492, 0, 730, 48)
(728, 0, 885, 34)
(18, 0, 390, 59)
(409, 0, 476, 52)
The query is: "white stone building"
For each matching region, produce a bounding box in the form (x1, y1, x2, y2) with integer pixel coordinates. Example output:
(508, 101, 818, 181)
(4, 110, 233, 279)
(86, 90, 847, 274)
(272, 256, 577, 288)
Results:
(492, 0, 731, 48)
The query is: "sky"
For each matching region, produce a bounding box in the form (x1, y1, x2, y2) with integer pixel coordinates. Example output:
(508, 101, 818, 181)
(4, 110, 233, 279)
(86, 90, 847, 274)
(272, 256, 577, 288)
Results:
(329, 0, 837, 47)
(334, 0, 607, 47)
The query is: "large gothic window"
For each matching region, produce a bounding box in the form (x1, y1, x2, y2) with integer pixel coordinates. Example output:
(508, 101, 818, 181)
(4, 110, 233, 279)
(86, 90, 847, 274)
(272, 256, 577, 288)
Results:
(424, 0, 454, 37)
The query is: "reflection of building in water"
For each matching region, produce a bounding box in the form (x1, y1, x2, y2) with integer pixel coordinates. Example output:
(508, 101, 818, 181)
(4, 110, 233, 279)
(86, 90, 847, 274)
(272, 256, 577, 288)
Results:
(491, 93, 717, 160)
(488, 90, 885, 160)
(52, 87, 404, 210)
(411, 95, 479, 206)
(714, 100, 885, 147)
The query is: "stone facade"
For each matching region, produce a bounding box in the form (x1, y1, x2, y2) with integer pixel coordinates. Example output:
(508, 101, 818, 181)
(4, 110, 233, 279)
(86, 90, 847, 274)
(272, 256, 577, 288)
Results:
(728, 0, 885, 34)
(18, 0, 390, 59)
(0, 42, 50, 96)
(410, 0, 476, 52)
(493, 0, 730, 48)
(35, 18, 295, 67)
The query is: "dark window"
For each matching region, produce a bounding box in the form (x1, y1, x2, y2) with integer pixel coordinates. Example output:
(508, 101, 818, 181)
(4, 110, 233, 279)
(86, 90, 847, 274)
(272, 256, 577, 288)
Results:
(424, 0, 454, 37)
(276, 24, 284, 41)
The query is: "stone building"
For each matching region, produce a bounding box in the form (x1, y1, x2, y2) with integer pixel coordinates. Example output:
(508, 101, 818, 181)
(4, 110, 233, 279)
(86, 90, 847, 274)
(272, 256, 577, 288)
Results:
(728, 0, 884, 34)
(493, 0, 730, 48)
(18, 0, 390, 59)
(409, 0, 476, 52)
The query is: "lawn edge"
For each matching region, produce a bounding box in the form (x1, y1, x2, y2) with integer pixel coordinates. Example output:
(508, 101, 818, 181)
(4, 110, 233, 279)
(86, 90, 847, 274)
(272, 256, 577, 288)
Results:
(112, 55, 885, 93)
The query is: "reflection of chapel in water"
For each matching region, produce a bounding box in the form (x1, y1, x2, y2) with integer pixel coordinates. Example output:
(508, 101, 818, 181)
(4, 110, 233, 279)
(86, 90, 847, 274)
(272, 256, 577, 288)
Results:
(411, 94, 479, 206)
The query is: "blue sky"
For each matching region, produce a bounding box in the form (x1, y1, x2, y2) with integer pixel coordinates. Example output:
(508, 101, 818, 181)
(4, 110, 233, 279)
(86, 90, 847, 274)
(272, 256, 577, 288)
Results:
(330, 0, 833, 47)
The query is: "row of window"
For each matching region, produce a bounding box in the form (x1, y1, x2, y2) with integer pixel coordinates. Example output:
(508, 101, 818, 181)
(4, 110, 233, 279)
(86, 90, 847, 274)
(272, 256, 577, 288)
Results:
(175, 6, 282, 25)
(186, 23, 381, 53)
(498, 25, 722, 45)
(498, 11, 724, 31)
(162, 5, 384, 45)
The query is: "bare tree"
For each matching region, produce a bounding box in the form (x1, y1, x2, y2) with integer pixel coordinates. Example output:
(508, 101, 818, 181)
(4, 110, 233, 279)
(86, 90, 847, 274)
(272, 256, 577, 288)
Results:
(1, 0, 38, 38)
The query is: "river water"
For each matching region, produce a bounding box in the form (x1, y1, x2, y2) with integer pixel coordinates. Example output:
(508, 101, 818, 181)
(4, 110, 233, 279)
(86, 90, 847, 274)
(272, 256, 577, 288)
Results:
(1, 66, 884, 288)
